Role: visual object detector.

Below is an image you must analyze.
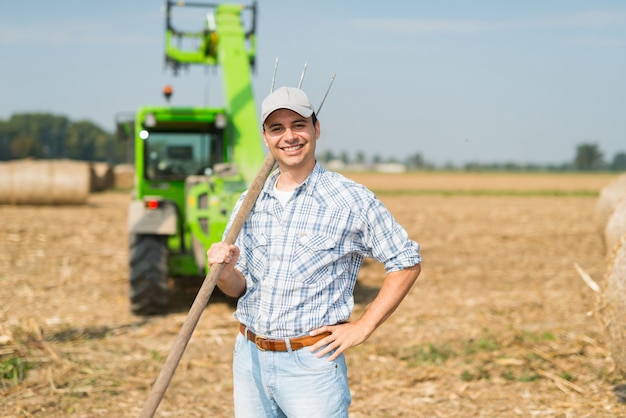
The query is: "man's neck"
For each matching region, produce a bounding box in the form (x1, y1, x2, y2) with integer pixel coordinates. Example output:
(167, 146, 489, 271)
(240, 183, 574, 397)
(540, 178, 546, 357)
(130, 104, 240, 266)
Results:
(275, 162, 315, 191)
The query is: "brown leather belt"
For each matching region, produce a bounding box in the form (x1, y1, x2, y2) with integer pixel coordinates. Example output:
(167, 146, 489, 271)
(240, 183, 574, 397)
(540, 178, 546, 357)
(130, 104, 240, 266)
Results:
(239, 323, 330, 352)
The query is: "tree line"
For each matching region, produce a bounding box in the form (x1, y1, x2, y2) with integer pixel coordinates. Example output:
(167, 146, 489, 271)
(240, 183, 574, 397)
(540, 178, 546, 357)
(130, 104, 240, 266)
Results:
(0, 113, 126, 163)
(1, 113, 624, 172)
(319, 143, 626, 172)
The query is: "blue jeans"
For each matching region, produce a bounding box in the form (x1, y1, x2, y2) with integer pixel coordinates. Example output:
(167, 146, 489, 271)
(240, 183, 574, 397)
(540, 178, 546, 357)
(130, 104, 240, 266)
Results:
(233, 332, 351, 417)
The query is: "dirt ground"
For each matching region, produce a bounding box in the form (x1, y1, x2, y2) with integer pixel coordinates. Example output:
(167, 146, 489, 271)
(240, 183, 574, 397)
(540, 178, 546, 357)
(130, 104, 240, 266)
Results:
(1, 172, 625, 417)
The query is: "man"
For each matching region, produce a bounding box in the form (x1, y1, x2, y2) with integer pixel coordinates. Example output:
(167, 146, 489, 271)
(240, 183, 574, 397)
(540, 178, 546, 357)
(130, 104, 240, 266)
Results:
(207, 86, 421, 417)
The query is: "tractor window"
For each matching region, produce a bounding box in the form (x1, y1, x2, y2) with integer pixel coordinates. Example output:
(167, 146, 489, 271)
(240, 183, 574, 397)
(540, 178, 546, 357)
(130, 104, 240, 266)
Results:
(144, 132, 222, 180)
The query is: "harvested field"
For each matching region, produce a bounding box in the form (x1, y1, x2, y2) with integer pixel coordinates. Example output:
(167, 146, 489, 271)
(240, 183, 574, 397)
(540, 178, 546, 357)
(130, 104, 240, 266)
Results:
(1, 171, 625, 417)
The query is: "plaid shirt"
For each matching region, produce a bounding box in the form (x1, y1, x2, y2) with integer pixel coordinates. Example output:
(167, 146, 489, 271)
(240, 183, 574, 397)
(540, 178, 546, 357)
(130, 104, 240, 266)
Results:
(225, 162, 421, 338)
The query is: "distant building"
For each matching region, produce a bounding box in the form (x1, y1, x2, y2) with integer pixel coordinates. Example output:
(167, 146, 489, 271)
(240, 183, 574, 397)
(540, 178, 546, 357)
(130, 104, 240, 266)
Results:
(373, 163, 407, 173)
(322, 160, 407, 173)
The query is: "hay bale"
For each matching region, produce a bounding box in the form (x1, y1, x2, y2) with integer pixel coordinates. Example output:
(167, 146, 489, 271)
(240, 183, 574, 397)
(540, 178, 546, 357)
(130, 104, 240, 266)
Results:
(605, 196, 626, 254)
(0, 159, 90, 205)
(602, 236, 626, 378)
(113, 164, 135, 190)
(0, 163, 14, 204)
(594, 173, 626, 232)
(90, 162, 115, 192)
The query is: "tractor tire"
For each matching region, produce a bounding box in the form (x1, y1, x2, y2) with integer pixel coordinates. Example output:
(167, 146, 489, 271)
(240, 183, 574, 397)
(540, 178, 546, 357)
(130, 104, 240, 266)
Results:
(129, 234, 169, 315)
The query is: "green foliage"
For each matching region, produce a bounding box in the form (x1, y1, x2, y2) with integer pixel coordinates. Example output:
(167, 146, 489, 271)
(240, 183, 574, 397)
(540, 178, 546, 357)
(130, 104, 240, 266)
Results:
(500, 369, 540, 382)
(10, 134, 43, 158)
(150, 349, 164, 363)
(401, 342, 456, 366)
(573, 143, 604, 171)
(402, 328, 589, 389)
(519, 372, 540, 382)
(460, 369, 474, 382)
(501, 369, 515, 381)
(610, 152, 626, 171)
(0, 113, 126, 163)
(463, 335, 499, 355)
(0, 357, 33, 385)
(516, 329, 555, 344)
(405, 152, 429, 169)
(323, 142, 626, 172)
(460, 366, 490, 381)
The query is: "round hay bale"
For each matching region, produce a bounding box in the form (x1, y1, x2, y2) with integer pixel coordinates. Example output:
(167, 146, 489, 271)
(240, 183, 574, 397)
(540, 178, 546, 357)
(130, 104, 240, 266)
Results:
(0, 159, 90, 205)
(594, 173, 626, 232)
(113, 164, 135, 190)
(0, 162, 15, 204)
(50, 160, 91, 204)
(605, 196, 626, 255)
(603, 236, 626, 378)
(90, 162, 115, 192)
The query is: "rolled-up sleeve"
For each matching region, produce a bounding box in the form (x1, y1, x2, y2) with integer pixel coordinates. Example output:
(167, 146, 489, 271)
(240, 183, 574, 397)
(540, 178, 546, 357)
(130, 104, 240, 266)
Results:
(362, 197, 421, 273)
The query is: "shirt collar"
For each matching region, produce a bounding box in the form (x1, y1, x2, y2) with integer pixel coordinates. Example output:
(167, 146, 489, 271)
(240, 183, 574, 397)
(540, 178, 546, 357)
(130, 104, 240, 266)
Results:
(262, 161, 325, 197)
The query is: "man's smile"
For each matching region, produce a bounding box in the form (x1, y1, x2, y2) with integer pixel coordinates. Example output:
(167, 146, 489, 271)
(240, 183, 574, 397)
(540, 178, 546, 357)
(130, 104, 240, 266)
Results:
(281, 144, 304, 152)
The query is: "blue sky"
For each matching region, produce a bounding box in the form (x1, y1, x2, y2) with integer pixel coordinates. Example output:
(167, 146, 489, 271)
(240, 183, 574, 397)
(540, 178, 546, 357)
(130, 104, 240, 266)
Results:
(1, 1, 624, 166)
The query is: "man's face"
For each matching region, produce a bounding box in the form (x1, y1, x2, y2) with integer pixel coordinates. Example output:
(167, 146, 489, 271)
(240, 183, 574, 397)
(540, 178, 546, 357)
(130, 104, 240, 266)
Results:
(262, 108, 320, 170)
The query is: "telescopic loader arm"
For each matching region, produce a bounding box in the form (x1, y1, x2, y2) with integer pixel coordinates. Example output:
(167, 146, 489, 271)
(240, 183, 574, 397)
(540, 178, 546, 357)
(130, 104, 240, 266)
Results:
(164, 1, 264, 184)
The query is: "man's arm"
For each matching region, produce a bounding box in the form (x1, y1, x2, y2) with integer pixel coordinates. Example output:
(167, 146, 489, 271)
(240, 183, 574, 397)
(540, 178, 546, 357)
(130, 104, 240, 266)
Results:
(206, 242, 247, 298)
(310, 263, 421, 361)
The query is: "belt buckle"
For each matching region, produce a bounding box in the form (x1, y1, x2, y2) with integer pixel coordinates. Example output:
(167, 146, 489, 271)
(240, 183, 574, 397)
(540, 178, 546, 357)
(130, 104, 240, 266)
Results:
(255, 335, 267, 351)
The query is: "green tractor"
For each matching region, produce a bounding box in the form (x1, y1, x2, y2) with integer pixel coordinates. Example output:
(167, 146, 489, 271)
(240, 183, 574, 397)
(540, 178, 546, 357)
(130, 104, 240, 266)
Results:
(116, 1, 265, 315)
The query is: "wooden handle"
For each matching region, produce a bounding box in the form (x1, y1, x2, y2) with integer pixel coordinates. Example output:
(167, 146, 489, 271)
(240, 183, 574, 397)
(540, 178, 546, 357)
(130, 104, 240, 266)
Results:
(139, 153, 275, 418)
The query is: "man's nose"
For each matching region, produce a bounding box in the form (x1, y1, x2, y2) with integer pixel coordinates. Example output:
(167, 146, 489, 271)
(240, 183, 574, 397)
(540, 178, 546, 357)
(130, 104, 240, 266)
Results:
(283, 127, 298, 140)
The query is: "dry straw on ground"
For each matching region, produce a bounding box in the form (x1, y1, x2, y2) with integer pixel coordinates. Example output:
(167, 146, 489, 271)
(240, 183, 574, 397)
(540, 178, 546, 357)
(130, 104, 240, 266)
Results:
(1, 171, 625, 417)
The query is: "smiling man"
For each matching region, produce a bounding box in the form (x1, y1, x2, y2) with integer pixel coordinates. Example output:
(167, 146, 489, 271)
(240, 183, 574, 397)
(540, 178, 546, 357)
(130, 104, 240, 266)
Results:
(207, 86, 422, 418)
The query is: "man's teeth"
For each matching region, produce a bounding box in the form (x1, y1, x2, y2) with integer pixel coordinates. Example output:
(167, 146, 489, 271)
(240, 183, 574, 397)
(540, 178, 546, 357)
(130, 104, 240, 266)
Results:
(283, 145, 303, 152)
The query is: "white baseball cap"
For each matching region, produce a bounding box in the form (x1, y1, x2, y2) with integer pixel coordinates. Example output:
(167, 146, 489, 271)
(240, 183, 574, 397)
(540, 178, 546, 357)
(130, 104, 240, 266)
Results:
(261, 86, 315, 124)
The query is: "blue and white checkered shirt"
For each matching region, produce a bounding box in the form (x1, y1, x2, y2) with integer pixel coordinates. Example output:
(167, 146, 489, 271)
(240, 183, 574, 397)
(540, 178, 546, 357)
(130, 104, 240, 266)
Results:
(224, 162, 421, 338)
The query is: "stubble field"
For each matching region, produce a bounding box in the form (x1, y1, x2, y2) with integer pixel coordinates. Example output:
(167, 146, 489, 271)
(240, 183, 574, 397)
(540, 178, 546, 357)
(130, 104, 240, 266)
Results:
(1, 171, 625, 417)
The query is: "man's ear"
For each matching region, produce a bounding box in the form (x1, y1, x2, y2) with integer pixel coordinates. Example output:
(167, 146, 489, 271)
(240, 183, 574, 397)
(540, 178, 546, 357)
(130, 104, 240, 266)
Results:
(261, 129, 270, 148)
